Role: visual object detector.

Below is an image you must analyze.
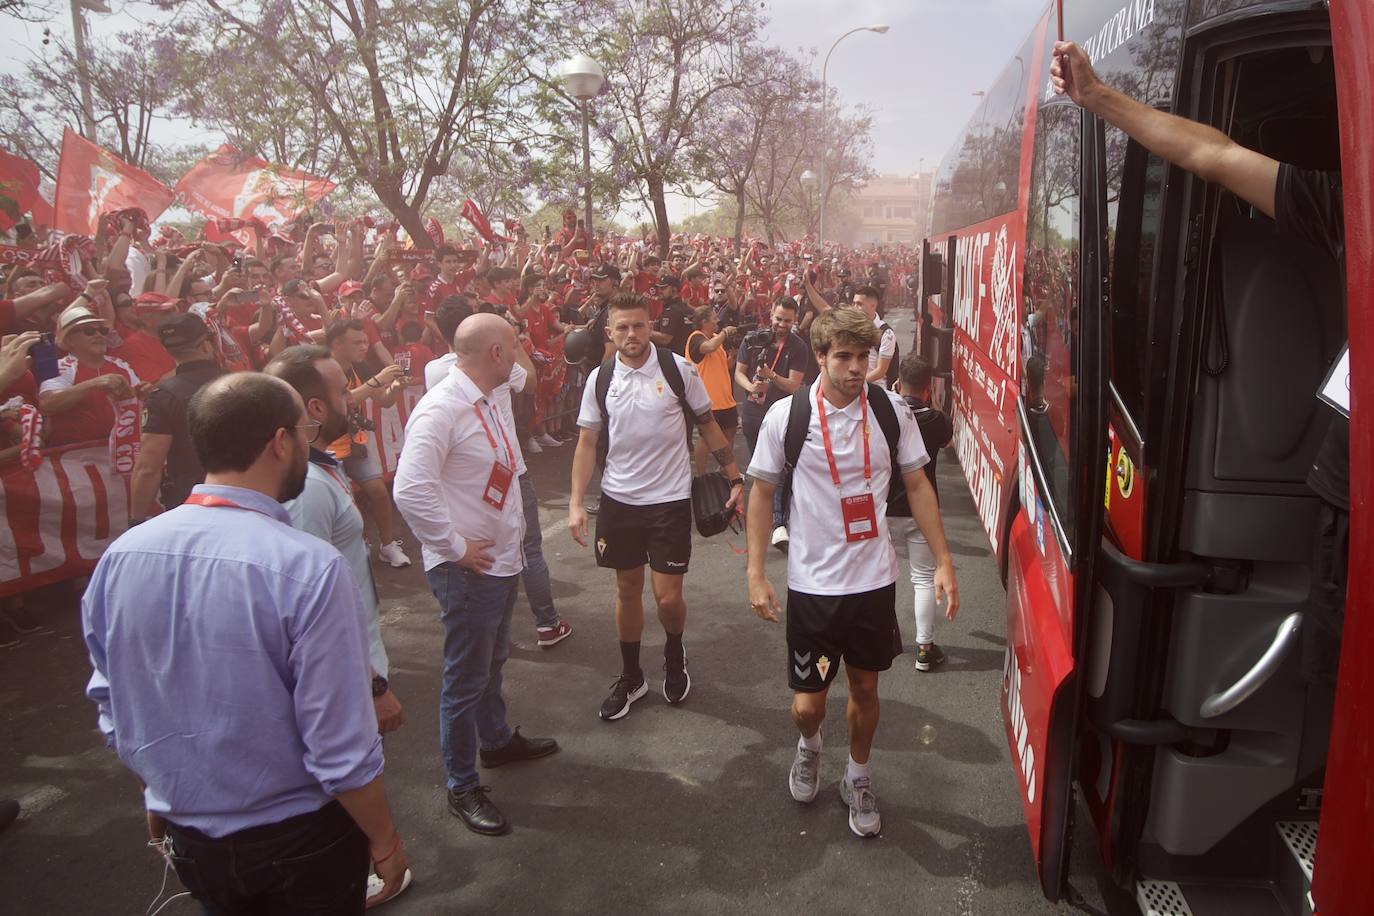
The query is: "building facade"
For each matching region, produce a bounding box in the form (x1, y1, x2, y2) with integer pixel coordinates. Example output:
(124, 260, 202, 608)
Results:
(855, 172, 933, 245)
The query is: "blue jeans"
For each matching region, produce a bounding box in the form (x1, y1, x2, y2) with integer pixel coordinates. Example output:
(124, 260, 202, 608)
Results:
(427, 564, 517, 793)
(519, 474, 559, 628)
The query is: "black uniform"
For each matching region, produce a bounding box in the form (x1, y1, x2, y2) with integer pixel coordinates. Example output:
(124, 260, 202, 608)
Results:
(655, 297, 695, 356)
(141, 359, 226, 509)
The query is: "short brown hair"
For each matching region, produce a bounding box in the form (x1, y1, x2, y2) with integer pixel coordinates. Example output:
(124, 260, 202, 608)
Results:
(608, 292, 648, 314)
(691, 305, 714, 327)
(810, 307, 879, 356)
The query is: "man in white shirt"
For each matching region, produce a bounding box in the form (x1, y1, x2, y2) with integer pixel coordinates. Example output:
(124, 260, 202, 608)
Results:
(568, 293, 744, 721)
(394, 314, 559, 838)
(745, 307, 960, 839)
(424, 299, 572, 648)
(852, 285, 897, 388)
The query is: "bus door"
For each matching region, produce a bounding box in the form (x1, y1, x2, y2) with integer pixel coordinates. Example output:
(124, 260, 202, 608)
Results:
(920, 236, 956, 415)
(1002, 94, 1110, 900)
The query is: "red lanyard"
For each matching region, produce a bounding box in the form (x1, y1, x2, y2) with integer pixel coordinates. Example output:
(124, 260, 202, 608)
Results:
(815, 384, 871, 490)
(765, 336, 787, 373)
(473, 401, 515, 468)
(183, 493, 274, 517)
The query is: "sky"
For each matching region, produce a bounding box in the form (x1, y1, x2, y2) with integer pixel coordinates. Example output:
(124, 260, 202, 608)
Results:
(3, 0, 1042, 224)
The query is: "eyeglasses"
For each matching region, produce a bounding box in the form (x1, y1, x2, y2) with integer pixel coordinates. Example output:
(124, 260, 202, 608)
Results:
(75, 325, 110, 337)
(294, 418, 323, 443)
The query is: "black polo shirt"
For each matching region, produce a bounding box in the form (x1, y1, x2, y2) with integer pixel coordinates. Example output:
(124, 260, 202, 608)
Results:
(141, 359, 226, 509)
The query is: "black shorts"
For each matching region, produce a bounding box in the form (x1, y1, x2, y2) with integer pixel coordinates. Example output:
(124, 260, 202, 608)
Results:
(594, 495, 692, 574)
(786, 584, 902, 692)
(712, 406, 739, 430)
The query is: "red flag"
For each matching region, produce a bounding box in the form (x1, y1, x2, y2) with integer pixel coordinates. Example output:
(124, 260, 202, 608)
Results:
(459, 199, 513, 245)
(53, 128, 175, 236)
(175, 144, 335, 231)
(425, 217, 445, 248)
(0, 148, 48, 231)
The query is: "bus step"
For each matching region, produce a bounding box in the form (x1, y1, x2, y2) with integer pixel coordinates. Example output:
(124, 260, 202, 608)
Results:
(1136, 879, 1291, 916)
(1137, 880, 1195, 916)
(1275, 821, 1318, 916)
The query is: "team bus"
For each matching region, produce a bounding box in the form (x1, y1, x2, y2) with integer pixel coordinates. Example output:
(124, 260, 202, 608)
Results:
(915, 1, 1371, 913)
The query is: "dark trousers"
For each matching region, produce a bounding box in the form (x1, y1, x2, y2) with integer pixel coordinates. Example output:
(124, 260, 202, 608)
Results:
(1298, 501, 1349, 780)
(740, 404, 785, 528)
(166, 801, 369, 916)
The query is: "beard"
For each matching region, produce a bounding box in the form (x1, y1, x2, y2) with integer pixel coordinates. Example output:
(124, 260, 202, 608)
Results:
(321, 404, 350, 444)
(617, 337, 647, 359)
(276, 441, 309, 503)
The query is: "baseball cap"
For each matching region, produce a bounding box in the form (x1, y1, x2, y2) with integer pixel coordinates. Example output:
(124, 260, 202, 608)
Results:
(654, 274, 682, 290)
(338, 280, 365, 298)
(589, 263, 621, 284)
(55, 303, 108, 346)
(157, 312, 209, 350)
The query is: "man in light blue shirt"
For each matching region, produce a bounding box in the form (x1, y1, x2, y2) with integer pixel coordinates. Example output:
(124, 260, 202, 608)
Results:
(267, 345, 406, 736)
(82, 372, 409, 914)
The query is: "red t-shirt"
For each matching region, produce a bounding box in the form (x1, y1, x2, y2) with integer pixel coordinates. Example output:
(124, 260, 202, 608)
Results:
(392, 342, 435, 383)
(426, 269, 475, 310)
(632, 271, 664, 320)
(683, 281, 709, 309)
(110, 322, 176, 384)
(37, 355, 140, 447)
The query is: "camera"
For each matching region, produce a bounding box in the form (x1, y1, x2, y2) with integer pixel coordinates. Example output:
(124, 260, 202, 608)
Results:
(742, 327, 774, 351)
(348, 409, 375, 434)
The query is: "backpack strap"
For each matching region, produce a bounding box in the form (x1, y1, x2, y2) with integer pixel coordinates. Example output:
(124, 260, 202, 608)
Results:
(779, 388, 813, 524)
(655, 345, 697, 449)
(594, 354, 617, 467)
(865, 383, 907, 515)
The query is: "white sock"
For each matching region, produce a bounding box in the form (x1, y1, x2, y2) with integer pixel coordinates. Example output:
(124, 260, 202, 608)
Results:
(847, 755, 870, 783)
(798, 730, 822, 752)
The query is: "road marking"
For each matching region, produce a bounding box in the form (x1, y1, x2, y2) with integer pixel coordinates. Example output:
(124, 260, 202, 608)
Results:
(16, 784, 67, 818)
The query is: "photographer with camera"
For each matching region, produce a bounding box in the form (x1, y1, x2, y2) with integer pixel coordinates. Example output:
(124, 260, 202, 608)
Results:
(734, 298, 809, 549)
(325, 319, 412, 569)
(685, 306, 738, 475)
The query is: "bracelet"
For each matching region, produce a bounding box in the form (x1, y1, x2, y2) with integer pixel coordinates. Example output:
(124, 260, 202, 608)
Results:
(366, 378, 381, 388)
(372, 832, 402, 864)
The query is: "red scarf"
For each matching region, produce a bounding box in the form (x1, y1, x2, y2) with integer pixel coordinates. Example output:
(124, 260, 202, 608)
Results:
(274, 296, 314, 345)
(460, 199, 513, 245)
(214, 216, 269, 236)
(4, 397, 43, 470)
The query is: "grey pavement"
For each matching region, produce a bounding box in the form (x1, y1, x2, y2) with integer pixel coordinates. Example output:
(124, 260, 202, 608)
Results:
(0, 310, 1135, 915)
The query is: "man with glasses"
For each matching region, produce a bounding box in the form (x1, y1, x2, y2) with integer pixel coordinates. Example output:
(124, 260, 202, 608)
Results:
(38, 299, 145, 448)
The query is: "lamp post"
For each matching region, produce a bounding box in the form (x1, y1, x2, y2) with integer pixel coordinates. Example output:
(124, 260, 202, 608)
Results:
(70, 0, 110, 140)
(562, 54, 605, 239)
(800, 168, 818, 236)
(819, 24, 888, 244)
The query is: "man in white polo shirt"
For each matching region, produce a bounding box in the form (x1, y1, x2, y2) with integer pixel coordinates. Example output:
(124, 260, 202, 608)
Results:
(745, 307, 959, 838)
(568, 293, 744, 721)
(852, 285, 897, 388)
(394, 314, 559, 838)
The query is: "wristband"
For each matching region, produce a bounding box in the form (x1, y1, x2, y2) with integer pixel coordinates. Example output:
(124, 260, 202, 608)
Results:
(372, 832, 402, 865)
(366, 378, 381, 388)
(729, 477, 744, 488)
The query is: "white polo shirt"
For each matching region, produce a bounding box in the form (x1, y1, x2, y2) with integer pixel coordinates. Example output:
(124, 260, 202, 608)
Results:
(578, 350, 713, 506)
(394, 365, 527, 574)
(748, 381, 928, 596)
(868, 315, 898, 389)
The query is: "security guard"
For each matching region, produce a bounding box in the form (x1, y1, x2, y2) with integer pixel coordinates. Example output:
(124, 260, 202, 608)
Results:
(128, 313, 226, 523)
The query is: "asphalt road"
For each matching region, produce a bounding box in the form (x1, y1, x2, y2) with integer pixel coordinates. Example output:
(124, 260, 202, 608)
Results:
(0, 309, 1135, 915)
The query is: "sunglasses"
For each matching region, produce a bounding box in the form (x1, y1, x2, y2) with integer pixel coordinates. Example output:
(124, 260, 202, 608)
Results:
(76, 325, 110, 337)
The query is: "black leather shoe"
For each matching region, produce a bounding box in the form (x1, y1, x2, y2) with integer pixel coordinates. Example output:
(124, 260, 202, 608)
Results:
(447, 786, 509, 836)
(479, 728, 560, 768)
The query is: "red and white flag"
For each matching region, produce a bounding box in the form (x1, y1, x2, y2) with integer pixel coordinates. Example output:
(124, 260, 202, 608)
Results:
(53, 127, 175, 236)
(460, 199, 513, 246)
(176, 144, 335, 235)
(0, 148, 52, 230)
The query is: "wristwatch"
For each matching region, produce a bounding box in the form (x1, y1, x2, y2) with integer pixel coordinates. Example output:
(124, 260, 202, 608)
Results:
(371, 674, 389, 698)
(729, 477, 745, 488)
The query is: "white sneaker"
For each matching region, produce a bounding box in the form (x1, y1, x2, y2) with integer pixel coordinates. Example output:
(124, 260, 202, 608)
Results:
(526, 437, 544, 454)
(378, 540, 411, 568)
(771, 525, 790, 551)
(789, 744, 822, 803)
(840, 774, 881, 837)
(535, 433, 562, 448)
(366, 868, 414, 906)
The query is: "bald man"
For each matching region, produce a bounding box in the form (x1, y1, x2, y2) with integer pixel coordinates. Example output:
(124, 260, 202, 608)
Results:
(394, 313, 559, 837)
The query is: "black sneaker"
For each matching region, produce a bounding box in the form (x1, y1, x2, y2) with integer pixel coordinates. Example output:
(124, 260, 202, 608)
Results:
(915, 643, 947, 672)
(599, 673, 647, 721)
(663, 648, 690, 705)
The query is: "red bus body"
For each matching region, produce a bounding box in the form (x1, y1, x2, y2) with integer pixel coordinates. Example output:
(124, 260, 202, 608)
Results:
(919, 1, 1373, 911)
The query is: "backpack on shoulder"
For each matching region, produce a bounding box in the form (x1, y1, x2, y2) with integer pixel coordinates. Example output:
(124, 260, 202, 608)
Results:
(877, 321, 901, 389)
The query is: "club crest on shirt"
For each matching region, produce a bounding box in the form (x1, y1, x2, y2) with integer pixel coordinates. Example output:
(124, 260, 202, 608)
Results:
(816, 655, 831, 680)
(655, 379, 665, 397)
(596, 537, 607, 556)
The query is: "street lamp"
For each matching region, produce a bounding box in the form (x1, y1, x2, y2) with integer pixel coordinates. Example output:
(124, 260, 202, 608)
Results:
(562, 54, 605, 239)
(70, 0, 111, 140)
(819, 24, 889, 244)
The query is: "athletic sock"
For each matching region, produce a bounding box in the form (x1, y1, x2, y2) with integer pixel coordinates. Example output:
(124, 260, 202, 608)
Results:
(799, 730, 822, 752)
(847, 755, 870, 783)
(664, 630, 684, 665)
(619, 641, 642, 683)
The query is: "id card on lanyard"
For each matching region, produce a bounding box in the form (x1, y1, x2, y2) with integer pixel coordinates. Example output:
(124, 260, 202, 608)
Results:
(474, 400, 516, 509)
(816, 384, 878, 542)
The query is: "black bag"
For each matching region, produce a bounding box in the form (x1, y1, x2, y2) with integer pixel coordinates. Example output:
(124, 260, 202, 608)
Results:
(691, 470, 738, 537)
(877, 321, 901, 389)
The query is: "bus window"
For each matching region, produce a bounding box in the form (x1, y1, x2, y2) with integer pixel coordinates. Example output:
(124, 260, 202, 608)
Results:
(1021, 102, 1080, 541)
(1105, 129, 1167, 429)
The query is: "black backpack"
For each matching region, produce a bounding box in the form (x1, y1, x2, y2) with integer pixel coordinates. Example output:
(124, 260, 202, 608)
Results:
(778, 382, 910, 523)
(594, 345, 695, 468)
(877, 321, 901, 389)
